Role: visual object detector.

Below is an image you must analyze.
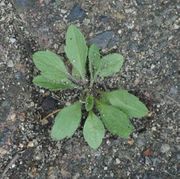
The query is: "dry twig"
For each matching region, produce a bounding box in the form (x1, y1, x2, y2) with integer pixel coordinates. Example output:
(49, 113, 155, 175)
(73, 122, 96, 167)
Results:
(1, 154, 19, 178)
(41, 109, 61, 121)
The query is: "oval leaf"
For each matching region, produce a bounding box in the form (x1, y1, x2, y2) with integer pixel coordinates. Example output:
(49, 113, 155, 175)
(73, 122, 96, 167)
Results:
(85, 95, 94, 111)
(88, 44, 101, 79)
(97, 102, 134, 138)
(72, 67, 81, 79)
(97, 53, 124, 78)
(102, 90, 148, 118)
(33, 50, 69, 81)
(65, 25, 88, 79)
(51, 102, 81, 140)
(33, 75, 74, 90)
(83, 112, 105, 149)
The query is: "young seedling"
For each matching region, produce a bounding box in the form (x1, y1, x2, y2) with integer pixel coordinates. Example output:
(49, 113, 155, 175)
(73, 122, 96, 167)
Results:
(32, 25, 149, 149)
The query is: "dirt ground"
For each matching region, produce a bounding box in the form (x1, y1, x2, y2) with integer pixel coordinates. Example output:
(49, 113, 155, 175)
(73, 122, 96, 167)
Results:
(0, 0, 179, 178)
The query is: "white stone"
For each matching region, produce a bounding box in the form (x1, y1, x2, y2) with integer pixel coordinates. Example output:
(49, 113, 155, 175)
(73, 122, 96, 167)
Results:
(7, 60, 14, 67)
(104, 166, 108, 170)
(118, 29, 122, 34)
(27, 141, 34, 148)
(115, 158, 120, 164)
(151, 64, 155, 69)
(61, 9, 67, 14)
(9, 37, 16, 44)
(173, 23, 179, 30)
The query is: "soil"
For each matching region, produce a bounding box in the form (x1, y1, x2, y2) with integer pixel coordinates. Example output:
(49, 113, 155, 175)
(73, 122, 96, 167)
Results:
(0, 0, 179, 178)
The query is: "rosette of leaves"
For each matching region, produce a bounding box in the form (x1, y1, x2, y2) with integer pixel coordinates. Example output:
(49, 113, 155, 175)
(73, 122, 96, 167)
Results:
(33, 25, 148, 149)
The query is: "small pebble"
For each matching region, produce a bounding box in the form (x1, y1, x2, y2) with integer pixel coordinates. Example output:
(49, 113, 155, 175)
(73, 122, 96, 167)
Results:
(118, 29, 122, 34)
(104, 166, 108, 170)
(0, 148, 8, 157)
(115, 158, 120, 164)
(11, 164, 16, 168)
(7, 112, 16, 121)
(19, 143, 24, 148)
(7, 60, 14, 67)
(169, 86, 178, 95)
(151, 126, 156, 131)
(151, 64, 155, 69)
(83, 18, 90, 25)
(160, 144, 170, 153)
(173, 23, 179, 30)
(35, 154, 42, 160)
(61, 9, 67, 14)
(127, 138, 134, 145)
(27, 141, 34, 148)
(9, 37, 16, 44)
(106, 139, 111, 145)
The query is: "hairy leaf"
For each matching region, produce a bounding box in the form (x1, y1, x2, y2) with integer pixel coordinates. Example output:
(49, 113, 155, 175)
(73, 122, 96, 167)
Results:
(88, 44, 101, 80)
(65, 25, 88, 79)
(97, 102, 134, 138)
(72, 67, 81, 79)
(51, 102, 81, 140)
(83, 112, 105, 149)
(33, 75, 74, 90)
(33, 50, 69, 80)
(97, 53, 124, 78)
(102, 90, 148, 118)
(85, 95, 94, 111)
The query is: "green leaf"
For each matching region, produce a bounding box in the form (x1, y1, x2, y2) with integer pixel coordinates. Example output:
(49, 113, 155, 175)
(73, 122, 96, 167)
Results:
(97, 53, 124, 78)
(51, 102, 82, 140)
(33, 50, 76, 89)
(65, 25, 88, 79)
(85, 95, 94, 111)
(33, 50, 70, 81)
(83, 112, 105, 149)
(97, 102, 134, 138)
(72, 67, 81, 79)
(88, 44, 101, 80)
(33, 75, 74, 90)
(102, 90, 148, 118)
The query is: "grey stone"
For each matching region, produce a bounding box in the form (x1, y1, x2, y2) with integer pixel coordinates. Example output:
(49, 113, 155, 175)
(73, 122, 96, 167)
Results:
(136, 137, 146, 147)
(152, 157, 161, 167)
(135, 0, 153, 6)
(128, 42, 140, 52)
(14, 0, 35, 8)
(7, 60, 14, 67)
(104, 156, 113, 165)
(169, 86, 178, 96)
(15, 72, 24, 81)
(72, 173, 80, 179)
(89, 31, 119, 49)
(99, 15, 110, 23)
(9, 37, 16, 44)
(41, 96, 58, 113)
(0, 100, 11, 122)
(145, 157, 152, 165)
(176, 153, 180, 160)
(67, 4, 86, 22)
(160, 144, 170, 153)
(115, 158, 120, 164)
